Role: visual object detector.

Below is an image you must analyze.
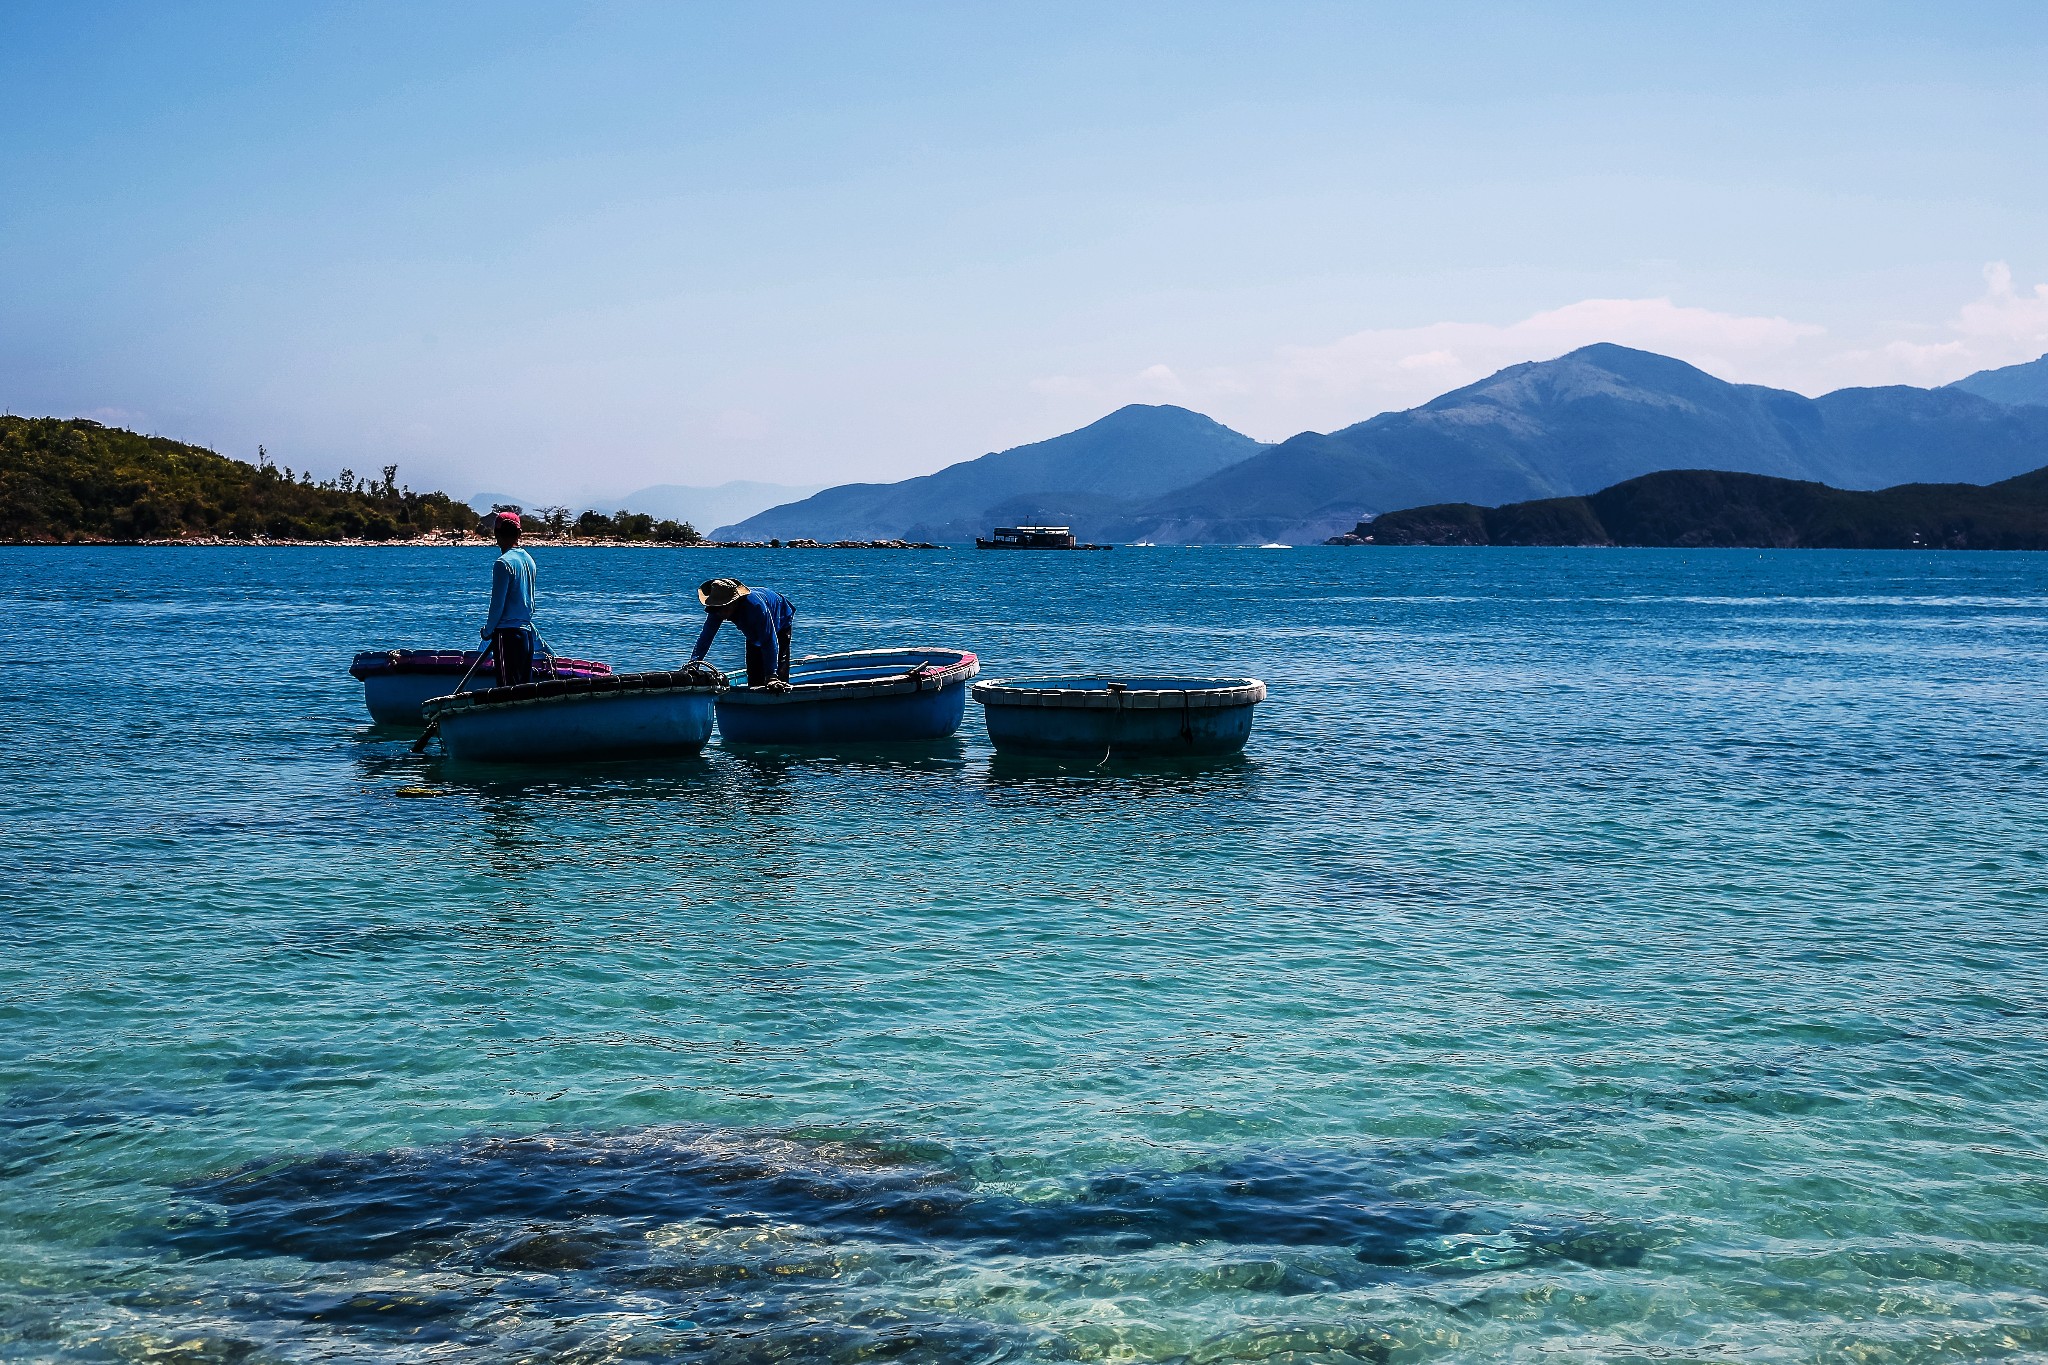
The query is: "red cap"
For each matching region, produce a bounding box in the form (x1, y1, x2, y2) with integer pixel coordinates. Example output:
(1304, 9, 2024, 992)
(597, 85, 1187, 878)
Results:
(494, 512, 522, 528)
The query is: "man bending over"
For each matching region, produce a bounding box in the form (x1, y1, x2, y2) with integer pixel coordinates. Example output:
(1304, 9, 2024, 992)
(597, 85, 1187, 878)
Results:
(690, 578, 794, 692)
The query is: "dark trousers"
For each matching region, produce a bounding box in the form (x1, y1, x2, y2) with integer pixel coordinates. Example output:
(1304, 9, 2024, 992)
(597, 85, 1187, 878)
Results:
(746, 628, 792, 688)
(493, 628, 534, 686)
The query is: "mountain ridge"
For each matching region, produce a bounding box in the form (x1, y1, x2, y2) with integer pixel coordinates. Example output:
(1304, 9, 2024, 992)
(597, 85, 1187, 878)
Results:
(1949, 354, 2048, 409)
(722, 344, 2048, 544)
(713, 404, 1268, 541)
(1099, 345, 2048, 544)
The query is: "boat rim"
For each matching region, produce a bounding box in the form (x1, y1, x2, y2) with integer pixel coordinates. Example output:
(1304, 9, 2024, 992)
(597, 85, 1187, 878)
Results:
(720, 648, 980, 706)
(972, 675, 1266, 710)
(424, 667, 727, 720)
(351, 648, 611, 680)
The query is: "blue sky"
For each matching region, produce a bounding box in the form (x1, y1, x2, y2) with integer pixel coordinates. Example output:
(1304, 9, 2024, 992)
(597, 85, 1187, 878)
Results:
(3, 1, 2045, 502)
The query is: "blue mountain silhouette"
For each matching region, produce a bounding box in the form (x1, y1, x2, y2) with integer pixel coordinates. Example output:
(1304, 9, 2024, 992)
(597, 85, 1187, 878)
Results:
(718, 345, 2048, 544)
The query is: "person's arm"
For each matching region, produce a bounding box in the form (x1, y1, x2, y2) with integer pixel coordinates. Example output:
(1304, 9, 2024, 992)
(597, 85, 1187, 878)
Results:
(482, 558, 510, 637)
(688, 612, 722, 662)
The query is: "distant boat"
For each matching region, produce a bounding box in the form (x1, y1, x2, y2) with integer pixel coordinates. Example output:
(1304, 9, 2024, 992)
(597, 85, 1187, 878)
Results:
(1259, 542, 1292, 549)
(975, 525, 1112, 551)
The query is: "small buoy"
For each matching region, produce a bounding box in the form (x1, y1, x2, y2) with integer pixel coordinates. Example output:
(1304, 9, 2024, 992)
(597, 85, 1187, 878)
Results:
(394, 786, 441, 798)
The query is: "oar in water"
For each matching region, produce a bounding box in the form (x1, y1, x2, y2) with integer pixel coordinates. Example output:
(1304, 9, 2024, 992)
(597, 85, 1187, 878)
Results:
(411, 646, 492, 754)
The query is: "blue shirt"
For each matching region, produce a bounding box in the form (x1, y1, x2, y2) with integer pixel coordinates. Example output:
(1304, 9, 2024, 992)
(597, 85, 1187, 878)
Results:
(690, 587, 794, 671)
(482, 547, 536, 634)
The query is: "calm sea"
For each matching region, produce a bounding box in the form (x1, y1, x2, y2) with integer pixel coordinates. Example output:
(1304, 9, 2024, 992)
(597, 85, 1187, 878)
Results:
(4, 545, 2046, 1363)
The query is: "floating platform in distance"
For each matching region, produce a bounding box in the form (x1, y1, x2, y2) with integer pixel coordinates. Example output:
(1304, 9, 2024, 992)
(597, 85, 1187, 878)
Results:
(422, 669, 720, 762)
(973, 675, 1267, 755)
(716, 649, 980, 745)
(974, 525, 1113, 550)
(350, 648, 612, 724)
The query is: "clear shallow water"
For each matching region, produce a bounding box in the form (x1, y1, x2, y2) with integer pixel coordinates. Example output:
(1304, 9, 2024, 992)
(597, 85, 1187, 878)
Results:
(4, 545, 2047, 1363)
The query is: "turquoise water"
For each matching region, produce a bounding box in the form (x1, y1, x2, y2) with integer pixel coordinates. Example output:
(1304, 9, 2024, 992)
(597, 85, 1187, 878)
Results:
(5, 545, 2048, 1363)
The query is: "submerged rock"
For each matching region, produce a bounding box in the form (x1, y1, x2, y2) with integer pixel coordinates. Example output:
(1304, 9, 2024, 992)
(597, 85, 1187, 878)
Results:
(168, 1124, 1644, 1269)
(116, 1124, 1664, 1362)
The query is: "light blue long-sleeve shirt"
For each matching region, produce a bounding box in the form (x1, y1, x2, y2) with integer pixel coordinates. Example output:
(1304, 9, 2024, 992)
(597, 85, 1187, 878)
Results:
(482, 547, 536, 634)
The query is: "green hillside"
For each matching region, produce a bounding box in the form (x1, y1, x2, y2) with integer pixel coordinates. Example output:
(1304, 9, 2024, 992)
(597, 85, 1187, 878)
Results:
(0, 417, 476, 542)
(1348, 465, 2048, 549)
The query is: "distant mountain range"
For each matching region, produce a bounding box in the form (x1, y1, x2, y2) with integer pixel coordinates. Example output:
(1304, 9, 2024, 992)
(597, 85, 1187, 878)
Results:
(1948, 353, 2048, 409)
(714, 345, 2048, 544)
(1346, 464, 2048, 550)
(717, 404, 1268, 543)
(473, 480, 821, 529)
(610, 480, 825, 529)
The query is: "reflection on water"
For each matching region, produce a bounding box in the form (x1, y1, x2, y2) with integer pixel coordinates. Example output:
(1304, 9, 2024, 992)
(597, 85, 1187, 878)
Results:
(713, 738, 972, 771)
(982, 749, 1256, 789)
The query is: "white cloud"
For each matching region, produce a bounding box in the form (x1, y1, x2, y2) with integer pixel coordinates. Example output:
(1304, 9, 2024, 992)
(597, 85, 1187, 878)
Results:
(1029, 264, 2048, 438)
(1134, 363, 1185, 395)
(82, 406, 151, 428)
(1034, 363, 1187, 400)
(1027, 374, 1101, 400)
(1259, 296, 1823, 408)
(1954, 261, 2048, 350)
(1813, 263, 2048, 391)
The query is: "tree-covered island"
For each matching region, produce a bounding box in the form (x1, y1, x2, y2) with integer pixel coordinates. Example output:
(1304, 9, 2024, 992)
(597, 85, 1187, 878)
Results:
(1333, 465, 2048, 550)
(0, 417, 705, 544)
(0, 417, 477, 542)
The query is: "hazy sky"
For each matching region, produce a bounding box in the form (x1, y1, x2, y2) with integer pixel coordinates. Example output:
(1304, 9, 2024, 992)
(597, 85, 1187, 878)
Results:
(4, 2, 2045, 502)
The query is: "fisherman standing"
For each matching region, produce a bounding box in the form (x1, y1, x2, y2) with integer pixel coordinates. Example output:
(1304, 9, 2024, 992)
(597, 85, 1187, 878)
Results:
(690, 578, 794, 692)
(481, 512, 539, 686)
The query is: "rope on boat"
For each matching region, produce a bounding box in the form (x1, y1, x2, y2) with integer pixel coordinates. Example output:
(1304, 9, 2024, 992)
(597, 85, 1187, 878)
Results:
(1096, 681, 1127, 768)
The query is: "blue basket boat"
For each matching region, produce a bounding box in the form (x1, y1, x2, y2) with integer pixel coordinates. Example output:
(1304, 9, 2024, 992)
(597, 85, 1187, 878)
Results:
(421, 669, 723, 762)
(972, 675, 1267, 755)
(350, 649, 613, 725)
(714, 649, 980, 745)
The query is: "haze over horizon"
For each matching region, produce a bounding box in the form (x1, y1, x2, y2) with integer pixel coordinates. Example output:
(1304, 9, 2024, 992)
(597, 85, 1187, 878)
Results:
(4, 1, 2046, 504)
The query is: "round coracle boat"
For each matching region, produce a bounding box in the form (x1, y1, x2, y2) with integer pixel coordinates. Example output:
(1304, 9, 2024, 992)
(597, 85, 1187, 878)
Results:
(714, 649, 979, 745)
(421, 666, 724, 762)
(972, 675, 1267, 755)
(350, 648, 612, 725)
